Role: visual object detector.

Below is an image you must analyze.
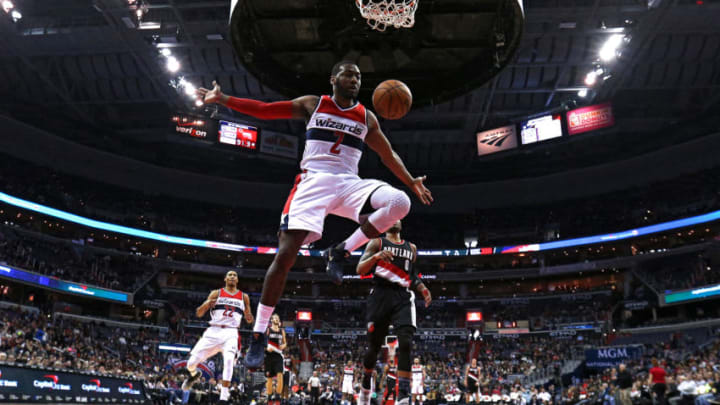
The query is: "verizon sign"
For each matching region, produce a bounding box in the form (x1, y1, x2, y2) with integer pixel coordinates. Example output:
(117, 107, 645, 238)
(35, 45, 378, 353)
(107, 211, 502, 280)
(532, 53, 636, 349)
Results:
(476, 125, 517, 156)
(567, 103, 615, 135)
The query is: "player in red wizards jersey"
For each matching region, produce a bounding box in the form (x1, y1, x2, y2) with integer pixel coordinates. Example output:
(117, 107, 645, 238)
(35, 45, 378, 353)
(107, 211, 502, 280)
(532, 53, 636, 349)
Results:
(197, 61, 432, 369)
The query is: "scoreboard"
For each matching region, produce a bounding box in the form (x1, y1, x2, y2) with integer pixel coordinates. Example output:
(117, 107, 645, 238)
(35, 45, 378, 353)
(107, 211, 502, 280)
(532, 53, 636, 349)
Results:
(218, 120, 259, 151)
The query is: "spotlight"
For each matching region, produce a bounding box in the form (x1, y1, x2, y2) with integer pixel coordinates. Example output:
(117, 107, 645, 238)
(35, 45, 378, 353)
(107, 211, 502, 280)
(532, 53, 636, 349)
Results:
(577, 89, 588, 98)
(159, 48, 172, 57)
(135, 8, 145, 19)
(2, 0, 13, 13)
(599, 34, 624, 61)
(584, 71, 597, 86)
(184, 83, 196, 96)
(166, 56, 180, 73)
(10, 9, 20, 21)
(195, 99, 203, 107)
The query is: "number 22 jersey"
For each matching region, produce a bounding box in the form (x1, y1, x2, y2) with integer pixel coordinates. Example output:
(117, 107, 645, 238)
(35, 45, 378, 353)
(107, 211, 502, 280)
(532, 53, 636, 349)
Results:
(208, 288, 244, 328)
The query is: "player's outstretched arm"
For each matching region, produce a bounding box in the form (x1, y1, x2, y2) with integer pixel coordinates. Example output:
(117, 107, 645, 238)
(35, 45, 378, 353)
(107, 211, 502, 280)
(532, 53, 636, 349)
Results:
(356, 238, 393, 275)
(196, 289, 220, 318)
(196, 81, 319, 120)
(243, 293, 254, 325)
(365, 111, 433, 205)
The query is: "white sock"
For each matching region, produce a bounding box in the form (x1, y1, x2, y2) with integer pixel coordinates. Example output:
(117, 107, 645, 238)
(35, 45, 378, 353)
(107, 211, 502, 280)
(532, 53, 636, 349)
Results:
(342, 227, 370, 252)
(253, 303, 274, 333)
(220, 385, 230, 401)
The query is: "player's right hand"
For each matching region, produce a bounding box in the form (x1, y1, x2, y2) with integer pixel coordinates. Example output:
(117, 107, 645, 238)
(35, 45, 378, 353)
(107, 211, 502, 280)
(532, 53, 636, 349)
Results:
(410, 175, 433, 205)
(196, 80, 223, 104)
(374, 250, 394, 262)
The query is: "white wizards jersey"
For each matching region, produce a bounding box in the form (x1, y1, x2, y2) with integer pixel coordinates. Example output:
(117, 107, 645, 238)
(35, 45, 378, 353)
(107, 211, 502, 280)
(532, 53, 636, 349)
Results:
(412, 365, 423, 382)
(302, 95, 368, 175)
(343, 366, 354, 382)
(208, 288, 244, 328)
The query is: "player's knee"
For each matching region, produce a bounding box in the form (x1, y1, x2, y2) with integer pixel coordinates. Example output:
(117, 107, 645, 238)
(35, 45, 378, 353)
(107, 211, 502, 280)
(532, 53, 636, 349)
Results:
(388, 190, 411, 220)
(396, 326, 414, 370)
(363, 348, 378, 369)
(187, 356, 200, 371)
(396, 326, 413, 351)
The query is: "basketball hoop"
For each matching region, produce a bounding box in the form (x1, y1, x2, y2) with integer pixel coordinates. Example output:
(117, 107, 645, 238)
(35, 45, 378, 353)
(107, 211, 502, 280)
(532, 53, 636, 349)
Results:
(355, 0, 417, 32)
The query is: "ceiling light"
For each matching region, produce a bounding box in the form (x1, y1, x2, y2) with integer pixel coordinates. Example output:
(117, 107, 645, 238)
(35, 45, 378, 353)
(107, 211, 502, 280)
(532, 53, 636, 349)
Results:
(599, 34, 624, 61)
(10, 9, 20, 21)
(184, 83, 196, 96)
(2, 0, 13, 13)
(166, 56, 180, 73)
(159, 48, 171, 57)
(584, 71, 597, 86)
(577, 89, 588, 98)
(194, 99, 203, 107)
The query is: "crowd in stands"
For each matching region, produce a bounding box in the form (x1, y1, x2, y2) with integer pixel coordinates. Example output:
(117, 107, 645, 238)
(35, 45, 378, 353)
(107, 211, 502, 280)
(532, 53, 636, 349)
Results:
(635, 253, 720, 293)
(0, 226, 156, 292)
(1, 295, 720, 405)
(0, 306, 173, 377)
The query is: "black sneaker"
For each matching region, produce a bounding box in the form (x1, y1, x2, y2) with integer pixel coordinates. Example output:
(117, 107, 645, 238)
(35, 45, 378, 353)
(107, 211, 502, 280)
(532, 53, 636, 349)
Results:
(181, 369, 201, 390)
(324, 243, 349, 285)
(243, 332, 266, 369)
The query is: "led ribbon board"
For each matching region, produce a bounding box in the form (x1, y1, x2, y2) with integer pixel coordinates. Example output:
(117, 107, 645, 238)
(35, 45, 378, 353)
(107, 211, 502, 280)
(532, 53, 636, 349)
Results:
(663, 284, 720, 305)
(2, 191, 720, 257)
(0, 264, 130, 304)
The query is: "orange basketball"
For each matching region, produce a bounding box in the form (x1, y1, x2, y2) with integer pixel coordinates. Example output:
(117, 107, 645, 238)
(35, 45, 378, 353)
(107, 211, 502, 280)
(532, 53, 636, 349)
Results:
(372, 79, 412, 120)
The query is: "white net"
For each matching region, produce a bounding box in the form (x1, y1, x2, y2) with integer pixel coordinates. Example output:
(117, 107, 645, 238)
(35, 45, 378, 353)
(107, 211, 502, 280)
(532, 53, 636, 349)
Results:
(355, 0, 418, 32)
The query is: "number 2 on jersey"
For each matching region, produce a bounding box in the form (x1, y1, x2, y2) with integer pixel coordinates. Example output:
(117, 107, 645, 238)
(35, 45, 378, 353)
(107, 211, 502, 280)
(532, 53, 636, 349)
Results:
(330, 131, 344, 155)
(222, 306, 234, 317)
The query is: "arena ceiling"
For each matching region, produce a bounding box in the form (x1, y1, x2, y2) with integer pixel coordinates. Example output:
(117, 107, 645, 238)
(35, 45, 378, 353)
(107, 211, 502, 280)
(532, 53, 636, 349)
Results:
(0, 0, 719, 184)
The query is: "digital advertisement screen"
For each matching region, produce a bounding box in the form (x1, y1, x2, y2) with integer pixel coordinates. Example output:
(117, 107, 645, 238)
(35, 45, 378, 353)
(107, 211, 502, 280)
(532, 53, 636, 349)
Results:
(0, 364, 147, 404)
(0, 264, 131, 304)
(520, 114, 563, 145)
(476, 125, 518, 156)
(170, 114, 209, 139)
(567, 103, 614, 135)
(218, 120, 258, 150)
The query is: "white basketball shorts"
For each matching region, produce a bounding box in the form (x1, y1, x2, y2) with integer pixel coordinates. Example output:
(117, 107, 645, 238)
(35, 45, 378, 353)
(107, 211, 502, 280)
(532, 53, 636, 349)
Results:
(280, 171, 388, 245)
(189, 326, 238, 362)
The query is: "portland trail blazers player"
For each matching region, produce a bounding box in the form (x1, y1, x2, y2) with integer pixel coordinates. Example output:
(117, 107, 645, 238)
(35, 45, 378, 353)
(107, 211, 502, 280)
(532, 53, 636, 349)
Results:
(355, 220, 432, 405)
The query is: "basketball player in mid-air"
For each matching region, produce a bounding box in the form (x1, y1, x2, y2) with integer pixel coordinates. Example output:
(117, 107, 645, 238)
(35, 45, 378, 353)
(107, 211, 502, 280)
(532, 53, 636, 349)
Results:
(464, 358, 481, 404)
(355, 220, 432, 405)
(265, 314, 287, 405)
(180, 270, 253, 405)
(197, 61, 433, 369)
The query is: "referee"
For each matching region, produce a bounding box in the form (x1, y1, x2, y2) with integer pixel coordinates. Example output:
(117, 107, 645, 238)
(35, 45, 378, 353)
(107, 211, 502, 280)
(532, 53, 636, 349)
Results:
(307, 371, 321, 405)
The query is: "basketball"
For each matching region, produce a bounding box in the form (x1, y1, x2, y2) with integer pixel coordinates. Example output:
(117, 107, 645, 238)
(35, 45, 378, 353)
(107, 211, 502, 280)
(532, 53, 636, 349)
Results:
(372, 79, 413, 120)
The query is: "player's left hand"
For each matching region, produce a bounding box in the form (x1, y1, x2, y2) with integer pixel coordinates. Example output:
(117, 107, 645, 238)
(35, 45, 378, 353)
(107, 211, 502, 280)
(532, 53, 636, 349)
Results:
(420, 286, 432, 307)
(246, 314, 254, 324)
(410, 175, 433, 205)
